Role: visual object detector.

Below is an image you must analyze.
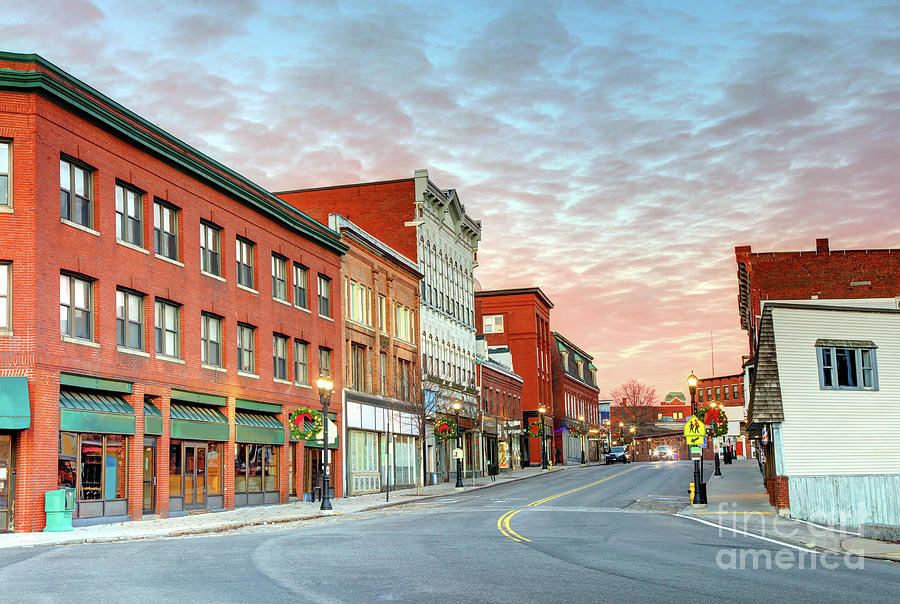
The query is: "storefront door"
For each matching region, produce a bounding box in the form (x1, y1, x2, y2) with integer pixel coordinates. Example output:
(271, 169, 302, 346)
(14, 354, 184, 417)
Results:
(142, 438, 156, 514)
(183, 443, 207, 510)
(304, 447, 322, 498)
(0, 435, 12, 531)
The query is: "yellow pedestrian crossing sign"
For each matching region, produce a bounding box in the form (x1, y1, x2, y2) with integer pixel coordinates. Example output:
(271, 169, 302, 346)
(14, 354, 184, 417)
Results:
(686, 434, 704, 446)
(684, 416, 706, 438)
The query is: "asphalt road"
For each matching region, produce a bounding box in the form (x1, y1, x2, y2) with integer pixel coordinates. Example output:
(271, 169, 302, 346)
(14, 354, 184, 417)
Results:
(1, 462, 898, 603)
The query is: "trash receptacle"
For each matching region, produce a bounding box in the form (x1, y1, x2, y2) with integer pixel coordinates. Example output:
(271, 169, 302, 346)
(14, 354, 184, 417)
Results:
(44, 488, 75, 532)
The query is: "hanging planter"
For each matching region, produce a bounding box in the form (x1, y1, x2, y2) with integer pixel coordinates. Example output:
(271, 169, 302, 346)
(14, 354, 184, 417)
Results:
(434, 417, 457, 442)
(289, 406, 323, 441)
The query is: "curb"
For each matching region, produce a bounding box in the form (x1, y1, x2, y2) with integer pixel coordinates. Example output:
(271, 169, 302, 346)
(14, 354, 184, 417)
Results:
(7, 467, 570, 548)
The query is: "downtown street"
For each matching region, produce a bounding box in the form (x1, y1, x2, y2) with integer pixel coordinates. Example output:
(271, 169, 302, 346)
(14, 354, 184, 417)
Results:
(2, 462, 899, 604)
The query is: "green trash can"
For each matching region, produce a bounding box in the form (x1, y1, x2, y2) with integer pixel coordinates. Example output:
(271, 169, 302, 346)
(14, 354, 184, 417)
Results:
(44, 488, 76, 532)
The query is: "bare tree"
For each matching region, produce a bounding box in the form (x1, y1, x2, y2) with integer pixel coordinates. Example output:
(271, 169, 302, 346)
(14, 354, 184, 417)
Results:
(609, 379, 658, 429)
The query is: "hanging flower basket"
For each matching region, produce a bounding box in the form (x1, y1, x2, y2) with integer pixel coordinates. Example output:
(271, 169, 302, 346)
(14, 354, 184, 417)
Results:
(527, 420, 543, 438)
(289, 406, 323, 441)
(434, 417, 457, 442)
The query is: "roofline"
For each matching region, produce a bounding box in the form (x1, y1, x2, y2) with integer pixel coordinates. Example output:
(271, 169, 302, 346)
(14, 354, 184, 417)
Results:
(698, 373, 744, 381)
(763, 302, 900, 315)
(274, 177, 414, 196)
(475, 287, 554, 309)
(552, 331, 594, 362)
(329, 214, 423, 279)
(480, 360, 524, 383)
(0, 51, 347, 256)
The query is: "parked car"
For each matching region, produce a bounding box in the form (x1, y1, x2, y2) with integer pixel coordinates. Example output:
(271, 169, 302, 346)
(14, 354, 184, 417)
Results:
(656, 445, 676, 460)
(605, 446, 629, 464)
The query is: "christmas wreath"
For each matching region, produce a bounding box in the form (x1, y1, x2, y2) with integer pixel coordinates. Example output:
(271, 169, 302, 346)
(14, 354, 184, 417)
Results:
(289, 406, 323, 441)
(527, 420, 543, 437)
(568, 425, 585, 438)
(433, 417, 457, 442)
(696, 405, 729, 437)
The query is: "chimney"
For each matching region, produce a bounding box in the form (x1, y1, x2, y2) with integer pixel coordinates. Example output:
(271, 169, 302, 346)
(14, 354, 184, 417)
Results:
(816, 238, 829, 254)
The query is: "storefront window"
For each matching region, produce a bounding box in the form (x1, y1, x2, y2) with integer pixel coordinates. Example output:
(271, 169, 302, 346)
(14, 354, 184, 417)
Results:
(80, 434, 103, 500)
(106, 435, 127, 499)
(350, 431, 379, 473)
(169, 443, 182, 496)
(264, 446, 278, 492)
(235, 444, 248, 493)
(207, 443, 222, 495)
(248, 444, 263, 492)
(394, 436, 416, 486)
(58, 432, 77, 489)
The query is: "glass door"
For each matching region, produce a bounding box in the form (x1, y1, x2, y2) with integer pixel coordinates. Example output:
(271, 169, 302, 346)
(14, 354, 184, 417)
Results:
(0, 435, 11, 531)
(142, 438, 156, 514)
(183, 443, 207, 510)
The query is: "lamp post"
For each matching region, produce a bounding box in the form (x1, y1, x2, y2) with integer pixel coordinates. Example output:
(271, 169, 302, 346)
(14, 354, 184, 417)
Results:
(711, 401, 722, 476)
(629, 426, 635, 461)
(538, 406, 548, 469)
(687, 371, 706, 504)
(452, 401, 464, 488)
(578, 415, 586, 465)
(316, 374, 334, 511)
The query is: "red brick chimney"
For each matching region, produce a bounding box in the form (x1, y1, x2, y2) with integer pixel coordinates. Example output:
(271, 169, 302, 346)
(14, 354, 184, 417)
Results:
(816, 238, 829, 254)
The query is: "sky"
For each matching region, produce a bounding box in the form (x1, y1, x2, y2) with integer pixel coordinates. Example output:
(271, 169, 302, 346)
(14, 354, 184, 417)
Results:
(4, 0, 900, 399)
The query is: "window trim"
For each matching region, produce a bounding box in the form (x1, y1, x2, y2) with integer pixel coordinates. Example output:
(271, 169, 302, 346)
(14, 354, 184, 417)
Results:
(237, 322, 256, 375)
(272, 254, 288, 302)
(154, 299, 181, 359)
(317, 274, 332, 318)
(293, 263, 309, 310)
(236, 237, 255, 290)
(60, 272, 94, 342)
(201, 312, 223, 368)
(0, 261, 10, 333)
(817, 345, 879, 391)
(116, 288, 145, 351)
(200, 221, 222, 278)
(273, 333, 289, 381)
(0, 139, 11, 210)
(153, 198, 179, 262)
(59, 156, 95, 228)
(294, 339, 309, 386)
(115, 181, 145, 248)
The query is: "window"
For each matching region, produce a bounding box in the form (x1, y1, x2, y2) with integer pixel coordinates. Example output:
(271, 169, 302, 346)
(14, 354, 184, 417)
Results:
(115, 183, 144, 246)
(0, 140, 10, 208)
(351, 343, 367, 391)
(60, 158, 93, 227)
(271, 254, 287, 301)
(397, 358, 412, 401)
(380, 351, 387, 395)
(60, 273, 93, 340)
(116, 289, 144, 350)
(273, 334, 288, 380)
(154, 300, 180, 358)
(346, 279, 371, 325)
(236, 238, 255, 289)
(293, 264, 308, 308)
(237, 323, 256, 374)
(318, 275, 331, 317)
(706, 387, 712, 400)
(378, 295, 387, 333)
(483, 314, 504, 334)
(319, 347, 332, 377)
(0, 262, 9, 332)
(58, 432, 126, 501)
(818, 345, 878, 390)
(153, 200, 178, 260)
(733, 384, 740, 400)
(723, 384, 730, 401)
(200, 222, 221, 276)
(201, 313, 222, 367)
(697, 389, 704, 403)
(714, 386, 720, 401)
(294, 340, 309, 385)
(575, 360, 584, 378)
(234, 444, 278, 493)
(395, 304, 414, 343)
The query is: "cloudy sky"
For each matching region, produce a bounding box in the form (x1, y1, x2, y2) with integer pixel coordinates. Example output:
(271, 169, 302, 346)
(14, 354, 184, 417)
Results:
(5, 0, 899, 398)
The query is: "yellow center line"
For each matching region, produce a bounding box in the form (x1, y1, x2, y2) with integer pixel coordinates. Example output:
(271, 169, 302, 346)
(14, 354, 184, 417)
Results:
(497, 465, 642, 543)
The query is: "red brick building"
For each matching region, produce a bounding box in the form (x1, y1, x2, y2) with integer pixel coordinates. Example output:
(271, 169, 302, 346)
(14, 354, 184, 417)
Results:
(475, 288, 554, 466)
(736, 237, 900, 355)
(696, 373, 747, 458)
(476, 343, 524, 472)
(328, 214, 422, 496)
(0, 52, 346, 532)
(550, 333, 601, 465)
(656, 392, 692, 421)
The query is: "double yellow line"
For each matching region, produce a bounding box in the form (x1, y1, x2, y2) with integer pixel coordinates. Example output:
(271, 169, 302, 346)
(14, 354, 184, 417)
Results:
(497, 466, 640, 543)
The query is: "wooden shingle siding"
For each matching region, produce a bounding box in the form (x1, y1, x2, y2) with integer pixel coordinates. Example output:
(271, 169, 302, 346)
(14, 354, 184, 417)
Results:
(747, 308, 784, 424)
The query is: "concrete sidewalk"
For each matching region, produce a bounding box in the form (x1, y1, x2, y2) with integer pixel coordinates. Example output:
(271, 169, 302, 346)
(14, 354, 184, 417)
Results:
(0, 465, 562, 549)
(678, 460, 900, 561)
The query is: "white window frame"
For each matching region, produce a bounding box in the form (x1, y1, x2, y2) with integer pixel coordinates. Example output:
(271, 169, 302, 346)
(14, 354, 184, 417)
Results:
(237, 323, 256, 374)
(201, 313, 222, 367)
(272, 254, 287, 301)
(0, 140, 11, 209)
(154, 299, 180, 359)
(60, 273, 93, 341)
(115, 182, 144, 247)
(318, 274, 331, 318)
(116, 289, 145, 351)
(153, 200, 179, 261)
(293, 263, 308, 309)
(294, 340, 309, 385)
(0, 262, 10, 332)
(236, 238, 255, 289)
(60, 158, 93, 228)
(200, 222, 221, 277)
(273, 333, 288, 380)
(817, 345, 878, 390)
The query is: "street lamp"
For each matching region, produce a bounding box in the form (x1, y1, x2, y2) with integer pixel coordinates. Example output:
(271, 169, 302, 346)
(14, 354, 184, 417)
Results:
(316, 374, 334, 511)
(578, 415, 586, 465)
(629, 426, 635, 461)
(453, 401, 464, 488)
(538, 405, 548, 469)
(687, 371, 706, 504)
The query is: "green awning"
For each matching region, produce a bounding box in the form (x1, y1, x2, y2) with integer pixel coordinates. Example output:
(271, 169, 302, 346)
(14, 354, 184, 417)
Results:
(0, 377, 30, 430)
(170, 403, 228, 441)
(59, 389, 135, 434)
(235, 412, 285, 445)
(144, 401, 163, 436)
